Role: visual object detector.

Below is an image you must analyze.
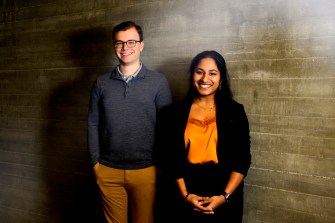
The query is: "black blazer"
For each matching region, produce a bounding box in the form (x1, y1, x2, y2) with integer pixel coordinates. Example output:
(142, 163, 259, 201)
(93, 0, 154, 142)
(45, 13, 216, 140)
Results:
(156, 97, 251, 181)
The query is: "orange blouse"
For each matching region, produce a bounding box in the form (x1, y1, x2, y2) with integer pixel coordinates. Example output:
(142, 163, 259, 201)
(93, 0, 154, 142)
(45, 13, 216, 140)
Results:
(184, 116, 218, 164)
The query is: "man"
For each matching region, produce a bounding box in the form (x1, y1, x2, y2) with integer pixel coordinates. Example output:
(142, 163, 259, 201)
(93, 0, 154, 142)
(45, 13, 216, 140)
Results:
(87, 21, 172, 223)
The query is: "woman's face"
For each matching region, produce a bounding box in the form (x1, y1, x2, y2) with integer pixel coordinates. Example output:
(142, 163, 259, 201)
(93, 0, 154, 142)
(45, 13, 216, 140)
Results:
(193, 57, 221, 97)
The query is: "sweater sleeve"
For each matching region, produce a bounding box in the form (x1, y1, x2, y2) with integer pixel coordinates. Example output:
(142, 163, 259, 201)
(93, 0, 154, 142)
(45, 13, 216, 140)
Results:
(87, 80, 101, 165)
(155, 76, 172, 111)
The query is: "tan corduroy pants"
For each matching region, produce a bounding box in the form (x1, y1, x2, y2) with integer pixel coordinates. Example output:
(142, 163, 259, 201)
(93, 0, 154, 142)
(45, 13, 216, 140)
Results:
(94, 164, 157, 223)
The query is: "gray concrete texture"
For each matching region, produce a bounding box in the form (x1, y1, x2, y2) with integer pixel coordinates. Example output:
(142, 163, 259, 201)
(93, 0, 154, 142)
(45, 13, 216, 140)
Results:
(0, 0, 334, 222)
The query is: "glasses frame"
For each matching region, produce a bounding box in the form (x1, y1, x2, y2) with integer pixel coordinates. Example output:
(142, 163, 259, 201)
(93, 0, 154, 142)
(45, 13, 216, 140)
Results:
(114, 40, 142, 48)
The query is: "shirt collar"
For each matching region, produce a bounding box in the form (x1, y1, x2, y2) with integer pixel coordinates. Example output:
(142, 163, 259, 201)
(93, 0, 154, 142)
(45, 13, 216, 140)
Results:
(117, 63, 143, 83)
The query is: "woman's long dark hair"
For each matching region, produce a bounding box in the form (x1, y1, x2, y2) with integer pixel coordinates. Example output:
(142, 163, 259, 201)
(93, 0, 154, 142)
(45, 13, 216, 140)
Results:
(186, 50, 233, 103)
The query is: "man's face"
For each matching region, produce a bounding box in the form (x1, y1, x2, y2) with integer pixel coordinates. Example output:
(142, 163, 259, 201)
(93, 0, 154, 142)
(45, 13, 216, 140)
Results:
(114, 27, 144, 66)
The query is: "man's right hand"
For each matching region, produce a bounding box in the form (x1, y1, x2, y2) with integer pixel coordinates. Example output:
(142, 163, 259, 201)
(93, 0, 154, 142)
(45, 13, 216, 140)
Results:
(93, 162, 100, 172)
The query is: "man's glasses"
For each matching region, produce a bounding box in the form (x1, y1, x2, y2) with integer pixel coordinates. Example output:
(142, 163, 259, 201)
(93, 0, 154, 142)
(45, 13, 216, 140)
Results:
(114, 40, 141, 48)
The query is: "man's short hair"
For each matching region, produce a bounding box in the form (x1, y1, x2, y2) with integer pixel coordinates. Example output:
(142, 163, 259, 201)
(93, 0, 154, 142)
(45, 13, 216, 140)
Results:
(112, 21, 143, 42)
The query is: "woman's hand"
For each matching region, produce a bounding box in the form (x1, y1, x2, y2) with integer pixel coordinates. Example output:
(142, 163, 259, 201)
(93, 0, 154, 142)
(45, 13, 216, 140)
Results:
(192, 195, 226, 214)
(186, 194, 213, 213)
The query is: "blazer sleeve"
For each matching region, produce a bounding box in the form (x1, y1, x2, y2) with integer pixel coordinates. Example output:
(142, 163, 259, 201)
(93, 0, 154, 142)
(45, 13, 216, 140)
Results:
(237, 104, 251, 175)
(155, 102, 189, 180)
(224, 103, 251, 176)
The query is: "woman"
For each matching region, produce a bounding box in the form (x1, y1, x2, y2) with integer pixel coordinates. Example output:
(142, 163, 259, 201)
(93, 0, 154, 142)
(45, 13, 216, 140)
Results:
(157, 50, 251, 223)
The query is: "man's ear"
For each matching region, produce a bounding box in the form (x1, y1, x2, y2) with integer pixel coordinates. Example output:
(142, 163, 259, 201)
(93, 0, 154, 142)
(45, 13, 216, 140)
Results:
(140, 41, 144, 52)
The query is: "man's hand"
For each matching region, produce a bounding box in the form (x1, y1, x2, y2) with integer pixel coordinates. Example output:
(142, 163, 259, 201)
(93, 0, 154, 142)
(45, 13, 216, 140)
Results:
(93, 162, 100, 172)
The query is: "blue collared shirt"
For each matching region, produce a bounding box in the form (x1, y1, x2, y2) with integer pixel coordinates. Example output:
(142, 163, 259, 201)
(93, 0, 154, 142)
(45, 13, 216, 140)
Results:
(117, 63, 143, 83)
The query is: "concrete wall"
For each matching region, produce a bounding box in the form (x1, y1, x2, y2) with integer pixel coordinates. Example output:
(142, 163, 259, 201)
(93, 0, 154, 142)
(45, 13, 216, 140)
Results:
(0, 0, 334, 222)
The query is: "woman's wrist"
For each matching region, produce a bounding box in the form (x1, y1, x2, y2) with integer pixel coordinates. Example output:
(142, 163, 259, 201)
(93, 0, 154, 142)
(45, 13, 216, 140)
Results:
(222, 192, 231, 203)
(184, 193, 191, 203)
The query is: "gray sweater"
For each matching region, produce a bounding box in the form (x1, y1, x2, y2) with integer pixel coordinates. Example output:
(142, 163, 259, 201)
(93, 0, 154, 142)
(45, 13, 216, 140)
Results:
(87, 65, 172, 169)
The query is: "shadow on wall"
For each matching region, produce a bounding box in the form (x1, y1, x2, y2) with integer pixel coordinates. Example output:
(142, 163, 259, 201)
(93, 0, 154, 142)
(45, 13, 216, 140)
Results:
(42, 27, 113, 223)
(154, 58, 191, 102)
